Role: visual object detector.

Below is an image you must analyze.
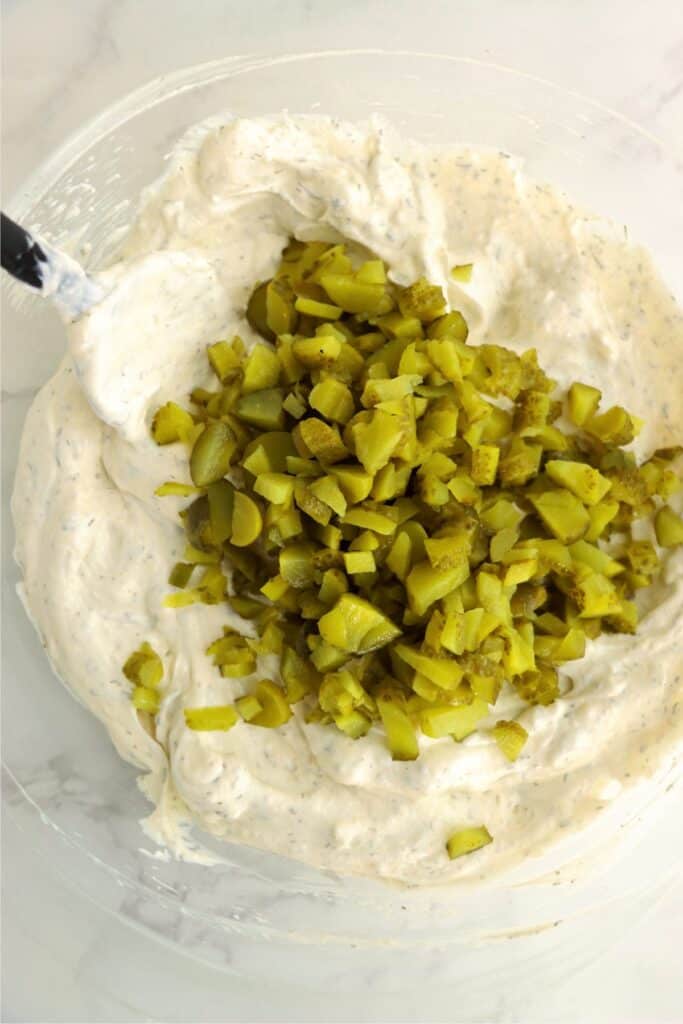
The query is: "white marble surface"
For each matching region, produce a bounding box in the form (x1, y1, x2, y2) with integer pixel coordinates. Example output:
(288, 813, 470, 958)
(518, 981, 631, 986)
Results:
(2, 1, 683, 1021)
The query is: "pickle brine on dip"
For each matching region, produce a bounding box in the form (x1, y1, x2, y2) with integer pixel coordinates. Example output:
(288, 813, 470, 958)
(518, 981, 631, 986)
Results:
(12, 116, 683, 884)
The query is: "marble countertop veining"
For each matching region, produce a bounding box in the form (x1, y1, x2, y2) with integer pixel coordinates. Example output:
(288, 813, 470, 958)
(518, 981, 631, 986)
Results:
(2, 1, 683, 1021)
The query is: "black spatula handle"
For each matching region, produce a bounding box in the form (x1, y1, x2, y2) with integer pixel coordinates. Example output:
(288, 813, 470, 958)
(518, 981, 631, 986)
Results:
(1, 212, 47, 290)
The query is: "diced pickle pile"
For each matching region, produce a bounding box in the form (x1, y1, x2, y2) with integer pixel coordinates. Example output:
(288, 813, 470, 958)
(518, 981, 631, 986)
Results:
(127, 238, 682, 859)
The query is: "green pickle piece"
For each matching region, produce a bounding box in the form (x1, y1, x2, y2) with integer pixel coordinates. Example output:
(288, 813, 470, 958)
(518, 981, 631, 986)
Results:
(492, 720, 528, 762)
(184, 705, 239, 731)
(319, 594, 401, 654)
(132, 686, 160, 714)
(231, 491, 263, 547)
(235, 388, 285, 431)
(151, 402, 196, 445)
(250, 680, 292, 728)
(529, 489, 590, 543)
(655, 505, 683, 548)
(446, 826, 493, 860)
(242, 344, 281, 394)
(377, 694, 419, 761)
(149, 234, 680, 772)
(190, 421, 236, 486)
(123, 642, 163, 690)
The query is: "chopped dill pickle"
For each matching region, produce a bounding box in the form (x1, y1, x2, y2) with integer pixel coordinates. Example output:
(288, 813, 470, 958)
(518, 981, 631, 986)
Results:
(372, 462, 411, 501)
(279, 541, 317, 589)
(406, 560, 470, 617)
(320, 274, 393, 315)
(343, 505, 398, 535)
(655, 505, 683, 547)
(344, 550, 376, 575)
(334, 709, 372, 738)
(470, 444, 500, 486)
(567, 381, 601, 427)
(260, 574, 290, 601)
(168, 562, 194, 588)
(242, 431, 297, 476)
(603, 466, 647, 507)
(563, 568, 621, 618)
(502, 626, 536, 676)
(498, 438, 542, 486)
(398, 278, 446, 322)
(587, 405, 641, 446)
(132, 685, 160, 714)
(183, 495, 215, 551)
(585, 499, 620, 542)
(280, 646, 319, 703)
(490, 527, 519, 563)
(151, 402, 196, 445)
(377, 694, 419, 760)
(352, 410, 403, 475)
(190, 421, 236, 486)
(309, 475, 348, 517)
(545, 460, 611, 506)
(250, 680, 292, 728)
(228, 595, 265, 619)
(569, 540, 624, 577)
(356, 259, 387, 284)
(206, 479, 235, 544)
(514, 666, 559, 706)
(492, 720, 528, 762)
(184, 705, 239, 731)
(162, 590, 201, 608)
(242, 344, 281, 394)
(266, 278, 298, 336)
(183, 542, 220, 565)
(421, 699, 488, 740)
(529, 489, 590, 543)
(292, 334, 342, 368)
(294, 296, 344, 320)
(294, 482, 333, 526)
(450, 263, 473, 282)
(328, 464, 374, 504)
(123, 642, 163, 690)
(308, 637, 348, 672)
(319, 594, 401, 654)
(207, 338, 243, 382)
(149, 236, 679, 758)
(296, 418, 349, 464)
(235, 388, 285, 431)
(283, 391, 307, 419)
(155, 481, 197, 497)
(503, 558, 537, 587)
(235, 695, 263, 722)
(425, 339, 462, 382)
(197, 565, 228, 605)
(427, 310, 468, 342)
(625, 540, 660, 576)
(253, 472, 295, 505)
(394, 644, 464, 689)
(424, 475, 451, 507)
(318, 568, 349, 605)
(605, 599, 638, 634)
(514, 389, 551, 430)
(246, 281, 273, 341)
(309, 378, 355, 423)
(230, 491, 262, 547)
(446, 826, 493, 860)
(480, 499, 524, 532)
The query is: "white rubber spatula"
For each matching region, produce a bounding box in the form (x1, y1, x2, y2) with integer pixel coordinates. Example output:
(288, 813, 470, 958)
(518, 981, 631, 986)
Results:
(1, 211, 103, 318)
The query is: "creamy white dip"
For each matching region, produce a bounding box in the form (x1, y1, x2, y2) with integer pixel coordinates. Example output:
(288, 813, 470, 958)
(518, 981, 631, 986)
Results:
(12, 116, 683, 885)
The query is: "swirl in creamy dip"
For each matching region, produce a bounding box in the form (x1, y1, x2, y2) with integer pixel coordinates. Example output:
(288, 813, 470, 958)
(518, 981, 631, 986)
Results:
(12, 116, 683, 884)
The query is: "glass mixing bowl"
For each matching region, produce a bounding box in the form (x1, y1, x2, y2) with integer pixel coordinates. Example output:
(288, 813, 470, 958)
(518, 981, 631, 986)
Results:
(3, 51, 682, 1016)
